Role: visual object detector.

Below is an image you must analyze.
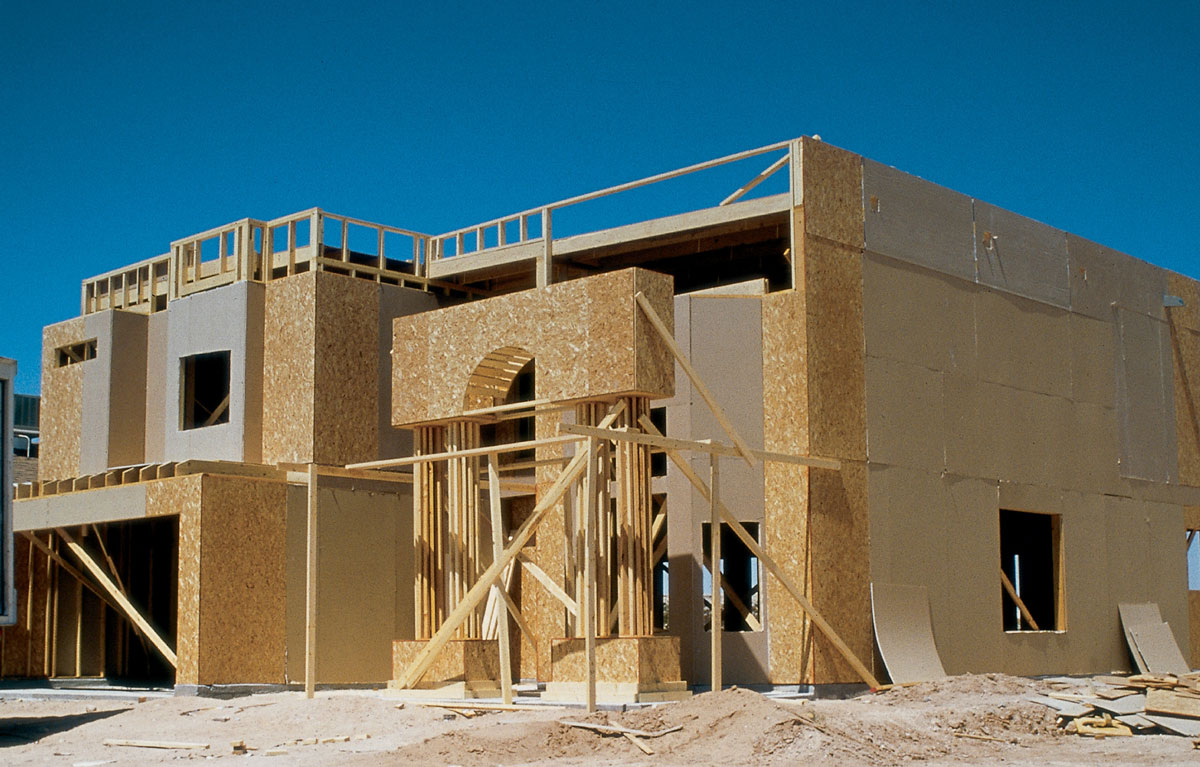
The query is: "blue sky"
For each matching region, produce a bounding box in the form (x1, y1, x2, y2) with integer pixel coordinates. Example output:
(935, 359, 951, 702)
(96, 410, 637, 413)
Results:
(1, 1, 1197, 394)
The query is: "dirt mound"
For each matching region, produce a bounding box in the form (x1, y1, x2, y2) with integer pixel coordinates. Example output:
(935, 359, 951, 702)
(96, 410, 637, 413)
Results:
(868, 672, 1041, 705)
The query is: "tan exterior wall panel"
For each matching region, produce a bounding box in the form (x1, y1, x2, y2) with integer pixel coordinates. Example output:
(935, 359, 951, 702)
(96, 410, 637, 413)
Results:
(865, 356, 944, 471)
(975, 289, 1071, 399)
(862, 255, 977, 376)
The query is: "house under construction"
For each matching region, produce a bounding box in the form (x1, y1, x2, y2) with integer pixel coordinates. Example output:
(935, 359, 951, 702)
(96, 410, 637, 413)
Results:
(3, 137, 1200, 702)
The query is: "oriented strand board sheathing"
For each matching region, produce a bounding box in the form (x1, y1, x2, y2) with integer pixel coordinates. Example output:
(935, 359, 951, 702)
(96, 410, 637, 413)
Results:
(0, 536, 50, 678)
(528, 410, 569, 680)
(262, 274, 317, 465)
(761, 290, 809, 457)
(391, 268, 674, 427)
(808, 462, 874, 683)
(1169, 272, 1200, 333)
(550, 636, 681, 684)
(194, 476, 288, 684)
(762, 461, 811, 682)
(804, 240, 866, 461)
(39, 318, 86, 482)
(391, 638, 499, 684)
(146, 475, 201, 517)
(312, 274, 379, 465)
(800, 138, 864, 249)
(175, 475, 205, 685)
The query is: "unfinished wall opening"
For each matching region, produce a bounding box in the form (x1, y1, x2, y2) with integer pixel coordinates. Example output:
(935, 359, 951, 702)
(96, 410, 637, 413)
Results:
(56, 339, 97, 367)
(180, 351, 231, 430)
(999, 509, 1063, 631)
(701, 521, 761, 632)
(649, 407, 667, 477)
(1188, 530, 1200, 590)
(652, 493, 669, 631)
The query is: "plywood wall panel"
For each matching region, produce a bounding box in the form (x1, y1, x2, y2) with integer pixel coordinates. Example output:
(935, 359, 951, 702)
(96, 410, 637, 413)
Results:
(262, 274, 317, 465)
(39, 318, 86, 482)
(763, 462, 811, 682)
(175, 475, 204, 685)
(800, 138, 864, 249)
(761, 290, 808, 456)
(313, 274, 379, 466)
(804, 240, 866, 461)
(392, 268, 674, 427)
(1170, 320, 1200, 488)
(195, 476, 287, 685)
(808, 463, 874, 683)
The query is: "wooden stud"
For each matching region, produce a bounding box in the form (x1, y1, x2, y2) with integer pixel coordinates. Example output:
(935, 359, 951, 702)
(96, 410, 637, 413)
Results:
(398, 401, 626, 690)
(487, 456, 513, 704)
(538, 207, 552, 288)
(305, 464, 318, 698)
(53, 528, 177, 669)
(562, 423, 840, 469)
(637, 415, 880, 688)
(583, 437, 599, 712)
(999, 568, 1040, 631)
(634, 291, 757, 467)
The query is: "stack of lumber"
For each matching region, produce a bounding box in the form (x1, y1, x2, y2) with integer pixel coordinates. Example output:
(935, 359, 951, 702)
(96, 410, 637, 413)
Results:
(1031, 673, 1200, 738)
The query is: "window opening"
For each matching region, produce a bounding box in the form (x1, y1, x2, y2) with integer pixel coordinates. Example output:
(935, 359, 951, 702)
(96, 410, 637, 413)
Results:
(56, 340, 97, 367)
(999, 509, 1063, 631)
(181, 351, 231, 430)
(1187, 530, 1200, 590)
(701, 521, 761, 632)
(649, 407, 667, 477)
(652, 493, 669, 631)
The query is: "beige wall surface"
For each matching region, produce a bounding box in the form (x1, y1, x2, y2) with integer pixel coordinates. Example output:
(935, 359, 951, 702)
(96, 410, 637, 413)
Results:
(862, 250, 1195, 676)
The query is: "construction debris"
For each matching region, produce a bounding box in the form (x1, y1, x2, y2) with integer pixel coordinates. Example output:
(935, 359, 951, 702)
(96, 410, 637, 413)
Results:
(1031, 672, 1200, 738)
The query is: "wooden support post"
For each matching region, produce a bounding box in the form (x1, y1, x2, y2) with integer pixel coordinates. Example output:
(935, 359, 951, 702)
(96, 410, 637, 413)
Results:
(398, 402, 626, 690)
(53, 528, 177, 669)
(488, 456, 513, 705)
(999, 568, 1040, 631)
(634, 292, 756, 467)
(583, 438, 599, 713)
(305, 464, 318, 698)
(538, 207, 552, 288)
(637, 416, 880, 688)
(709, 453, 721, 692)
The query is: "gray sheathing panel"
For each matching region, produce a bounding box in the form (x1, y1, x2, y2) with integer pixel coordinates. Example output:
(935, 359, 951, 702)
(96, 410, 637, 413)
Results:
(676, 294, 768, 685)
(162, 281, 264, 463)
(378, 284, 439, 460)
(79, 311, 114, 474)
(1068, 234, 1169, 322)
(862, 160, 977, 282)
(973, 201, 1070, 309)
(143, 312, 168, 463)
(14, 483, 149, 530)
(0, 357, 15, 625)
(78, 309, 152, 473)
(1115, 308, 1178, 482)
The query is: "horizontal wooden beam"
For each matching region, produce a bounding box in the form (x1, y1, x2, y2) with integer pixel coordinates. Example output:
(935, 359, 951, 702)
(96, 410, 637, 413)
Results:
(348, 434, 585, 470)
(560, 423, 841, 470)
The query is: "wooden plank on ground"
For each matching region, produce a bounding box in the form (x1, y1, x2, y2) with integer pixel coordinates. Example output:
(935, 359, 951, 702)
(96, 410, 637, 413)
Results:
(1146, 688, 1200, 719)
